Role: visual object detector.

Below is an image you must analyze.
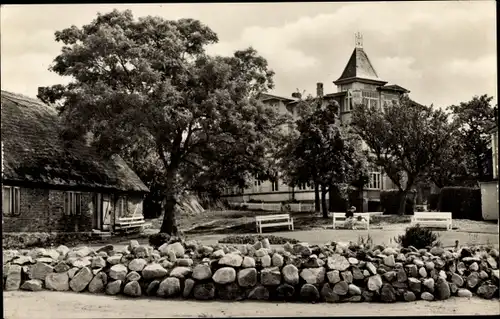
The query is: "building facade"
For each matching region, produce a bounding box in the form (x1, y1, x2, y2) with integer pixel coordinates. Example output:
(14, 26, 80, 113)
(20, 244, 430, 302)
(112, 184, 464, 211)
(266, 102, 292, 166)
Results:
(480, 125, 499, 221)
(222, 34, 417, 212)
(1, 90, 150, 233)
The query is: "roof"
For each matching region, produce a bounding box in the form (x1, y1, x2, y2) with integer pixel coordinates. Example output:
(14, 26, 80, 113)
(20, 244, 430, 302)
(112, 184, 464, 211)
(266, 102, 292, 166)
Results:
(258, 92, 296, 103)
(378, 84, 410, 93)
(334, 47, 387, 85)
(1, 90, 149, 193)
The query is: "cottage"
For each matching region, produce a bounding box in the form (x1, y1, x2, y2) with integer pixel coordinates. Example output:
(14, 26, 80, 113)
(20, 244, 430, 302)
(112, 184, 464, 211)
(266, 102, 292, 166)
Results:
(1, 90, 149, 234)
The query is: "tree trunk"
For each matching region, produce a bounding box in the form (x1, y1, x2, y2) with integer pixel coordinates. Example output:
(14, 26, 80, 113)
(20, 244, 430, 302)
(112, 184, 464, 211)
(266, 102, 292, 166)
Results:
(398, 190, 408, 216)
(321, 185, 328, 218)
(328, 185, 334, 212)
(159, 164, 180, 235)
(314, 182, 320, 212)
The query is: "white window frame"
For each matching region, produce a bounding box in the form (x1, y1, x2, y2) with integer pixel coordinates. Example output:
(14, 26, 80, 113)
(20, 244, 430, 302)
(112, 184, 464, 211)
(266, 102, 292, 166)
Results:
(2, 186, 21, 216)
(272, 180, 279, 192)
(64, 191, 82, 216)
(367, 172, 382, 190)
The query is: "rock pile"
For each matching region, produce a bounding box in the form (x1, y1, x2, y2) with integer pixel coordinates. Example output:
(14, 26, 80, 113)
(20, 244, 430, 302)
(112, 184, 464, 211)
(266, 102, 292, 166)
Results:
(3, 239, 499, 302)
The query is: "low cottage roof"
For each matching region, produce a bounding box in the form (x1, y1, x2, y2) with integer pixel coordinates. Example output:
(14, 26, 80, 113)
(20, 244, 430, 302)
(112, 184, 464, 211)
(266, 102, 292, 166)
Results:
(1, 90, 149, 193)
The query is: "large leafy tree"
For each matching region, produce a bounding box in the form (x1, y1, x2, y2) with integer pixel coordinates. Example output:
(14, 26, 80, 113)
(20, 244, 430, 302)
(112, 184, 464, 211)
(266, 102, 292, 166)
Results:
(351, 95, 455, 215)
(448, 95, 497, 183)
(278, 95, 368, 218)
(40, 9, 287, 234)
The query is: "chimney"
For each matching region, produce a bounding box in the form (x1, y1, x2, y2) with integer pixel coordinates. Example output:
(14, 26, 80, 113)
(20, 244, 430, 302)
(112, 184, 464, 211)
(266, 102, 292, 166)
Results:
(316, 82, 324, 98)
(291, 92, 302, 99)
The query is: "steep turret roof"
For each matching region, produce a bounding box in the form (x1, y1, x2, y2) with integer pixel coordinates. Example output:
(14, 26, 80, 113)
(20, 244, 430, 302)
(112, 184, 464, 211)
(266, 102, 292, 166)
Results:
(334, 47, 387, 85)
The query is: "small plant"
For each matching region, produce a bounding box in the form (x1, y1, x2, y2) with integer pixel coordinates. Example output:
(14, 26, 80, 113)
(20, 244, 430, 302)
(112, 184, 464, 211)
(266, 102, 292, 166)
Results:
(148, 233, 171, 248)
(357, 234, 373, 248)
(394, 224, 440, 249)
(218, 234, 299, 245)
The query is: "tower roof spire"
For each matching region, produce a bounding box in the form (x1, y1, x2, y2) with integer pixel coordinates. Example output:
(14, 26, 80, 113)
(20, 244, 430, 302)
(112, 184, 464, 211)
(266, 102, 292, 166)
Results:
(355, 32, 363, 48)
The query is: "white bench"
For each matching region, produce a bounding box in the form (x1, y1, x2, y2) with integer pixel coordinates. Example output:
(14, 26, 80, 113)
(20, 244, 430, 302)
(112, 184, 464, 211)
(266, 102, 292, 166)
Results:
(115, 216, 145, 233)
(255, 214, 294, 233)
(411, 212, 452, 230)
(333, 212, 370, 230)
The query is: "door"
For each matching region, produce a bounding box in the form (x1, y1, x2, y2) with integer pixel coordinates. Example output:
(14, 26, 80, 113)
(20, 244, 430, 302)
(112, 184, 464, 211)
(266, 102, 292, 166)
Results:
(92, 193, 103, 230)
(102, 194, 112, 231)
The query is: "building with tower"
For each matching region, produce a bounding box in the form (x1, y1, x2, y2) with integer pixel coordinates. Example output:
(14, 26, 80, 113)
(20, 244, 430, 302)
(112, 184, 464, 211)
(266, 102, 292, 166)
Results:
(221, 33, 421, 212)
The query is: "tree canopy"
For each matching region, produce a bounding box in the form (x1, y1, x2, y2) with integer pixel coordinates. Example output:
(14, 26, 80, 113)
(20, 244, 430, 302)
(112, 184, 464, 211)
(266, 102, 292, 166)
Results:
(351, 95, 455, 214)
(278, 95, 368, 217)
(41, 9, 289, 234)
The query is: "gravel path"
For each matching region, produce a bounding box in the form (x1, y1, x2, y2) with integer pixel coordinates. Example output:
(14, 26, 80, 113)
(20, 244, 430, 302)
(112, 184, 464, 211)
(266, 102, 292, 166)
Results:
(4, 291, 500, 318)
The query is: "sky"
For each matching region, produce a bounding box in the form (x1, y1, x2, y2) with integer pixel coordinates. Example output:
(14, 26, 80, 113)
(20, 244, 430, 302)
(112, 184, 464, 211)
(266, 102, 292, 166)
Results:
(1, 1, 497, 108)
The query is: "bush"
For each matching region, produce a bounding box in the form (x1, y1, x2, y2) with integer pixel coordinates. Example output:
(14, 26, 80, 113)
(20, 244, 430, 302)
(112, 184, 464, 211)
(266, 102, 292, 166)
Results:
(148, 233, 171, 248)
(2, 232, 94, 249)
(428, 193, 440, 210)
(380, 190, 416, 215)
(395, 224, 440, 249)
(438, 187, 482, 220)
(218, 234, 299, 245)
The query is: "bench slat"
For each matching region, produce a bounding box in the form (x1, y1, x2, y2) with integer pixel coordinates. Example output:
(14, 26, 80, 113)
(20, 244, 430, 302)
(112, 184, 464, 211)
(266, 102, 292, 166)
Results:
(258, 222, 292, 227)
(116, 221, 145, 226)
(256, 215, 290, 221)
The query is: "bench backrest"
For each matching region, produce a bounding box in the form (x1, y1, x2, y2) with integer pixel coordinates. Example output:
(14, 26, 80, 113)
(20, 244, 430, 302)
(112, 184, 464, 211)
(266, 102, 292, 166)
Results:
(413, 212, 452, 219)
(333, 212, 371, 219)
(256, 214, 290, 221)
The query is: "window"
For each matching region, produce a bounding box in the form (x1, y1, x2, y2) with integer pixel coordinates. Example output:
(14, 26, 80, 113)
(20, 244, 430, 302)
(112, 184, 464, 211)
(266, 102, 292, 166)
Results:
(272, 180, 279, 192)
(64, 191, 82, 215)
(368, 172, 381, 189)
(2, 186, 20, 216)
(117, 196, 127, 217)
(297, 182, 311, 190)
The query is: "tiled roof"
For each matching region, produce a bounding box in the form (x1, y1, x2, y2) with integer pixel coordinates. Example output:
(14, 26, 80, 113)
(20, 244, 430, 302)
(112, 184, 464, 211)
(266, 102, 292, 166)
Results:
(379, 84, 410, 93)
(334, 48, 386, 84)
(1, 90, 149, 193)
(258, 92, 296, 103)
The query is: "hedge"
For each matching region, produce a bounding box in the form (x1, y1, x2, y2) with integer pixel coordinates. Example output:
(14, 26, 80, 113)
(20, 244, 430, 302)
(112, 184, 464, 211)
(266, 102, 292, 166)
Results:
(380, 190, 416, 215)
(438, 187, 482, 220)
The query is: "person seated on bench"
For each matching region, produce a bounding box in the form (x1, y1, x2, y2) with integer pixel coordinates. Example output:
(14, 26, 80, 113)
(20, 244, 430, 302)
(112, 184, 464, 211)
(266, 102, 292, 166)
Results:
(344, 206, 368, 230)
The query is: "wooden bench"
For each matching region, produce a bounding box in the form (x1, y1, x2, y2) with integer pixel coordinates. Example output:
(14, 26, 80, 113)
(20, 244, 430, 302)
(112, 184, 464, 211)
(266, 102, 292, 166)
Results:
(411, 212, 452, 230)
(255, 214, 294, 233)
(114, 216, 145, 233)
(333, 212, 371, 230)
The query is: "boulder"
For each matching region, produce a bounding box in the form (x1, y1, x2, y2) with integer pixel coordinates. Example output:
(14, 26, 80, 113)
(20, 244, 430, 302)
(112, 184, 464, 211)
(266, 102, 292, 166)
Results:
(321, 283, 340, 303)
(348, 257, 359, 265)
(477, 284, 498, 299)
(466, 272, 480, 289)
(352, 267, 365, 280)
(396, 268, 407, 282)
(157, 277, 181, 297)
(272, 253, 284, 267)
(109, 264, 128, 281)
(54, 262, 70, 273)
(260, 267, 281, 286)
(126, 271, 141, 282)
(435, 277, 451, 300)
(176, 258, 193, 267)
(68, 267, 79, 279)
(69, 267, 93, 292)
(133, 245, 149, 259)
(219, 253, 243, 267)
(293, 243, 312, 257)
(88, 272, 107, 293)
(300, 284, 320, 302)
(300, 267, 326, 285)
(486, 256, 498, 269)
(193, 282, 216, 300)
(183, 278, 195, 298)
(146, 280, 160, 296)
(56, 245, 70, 257)
(123, 281, 142, 297)
(408, 277, 421, 292)
(213, 267, 236, 284)
(403, 291, 417, 302)
(91, 256, 106, 269)
(20, 279, 43, 291)
(421, 292, 434, 301)
(128, 258, 147, 272)
(384, 255, 396, 267)
(367, 274, 383, 291)
(383, 271, 396, 282)
(242, 256, 256, 268)
(479, 270, 489, 280)
(261, 255, 272, 268)
(451, 273, 464, 287)
(419, 267, 427, 278)
(380, 284, 397, 302)
(164, 242, 185, 258)
(457, 262, 467, 275)
(327, 254, 350, 271)
(430, 246, 445, 256)
(45, 272, 69, 291)
(282, 264, 299, 285)
(5, 264, 22, 291)
(341, 270, 353, 284)
(333, 281, 349, 295)
(457, 288, 473, 298)
(169, 266, 192, 279)
(423, 278, 435, 293)
(469, 262, 479, 272)
(366, 262, 377, 275)
(142, 264, 169, 280)
(248, 285, 270, 300)
(254, 248, 267, 258)
(348, 284, 361, 295)
(105, 280, 122, 295)
(406, 264, 418, 278)
(237, 268, 257, 287)
(31, 262, 54, 280)
(71, 257, 92, 269)
(216, 282, 244, 300)
(107, 255, 122, 265)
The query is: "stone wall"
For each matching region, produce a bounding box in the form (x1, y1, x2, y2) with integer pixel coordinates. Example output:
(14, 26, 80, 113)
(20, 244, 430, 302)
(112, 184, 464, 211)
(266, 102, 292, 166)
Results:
(3, 239, 499, 302)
